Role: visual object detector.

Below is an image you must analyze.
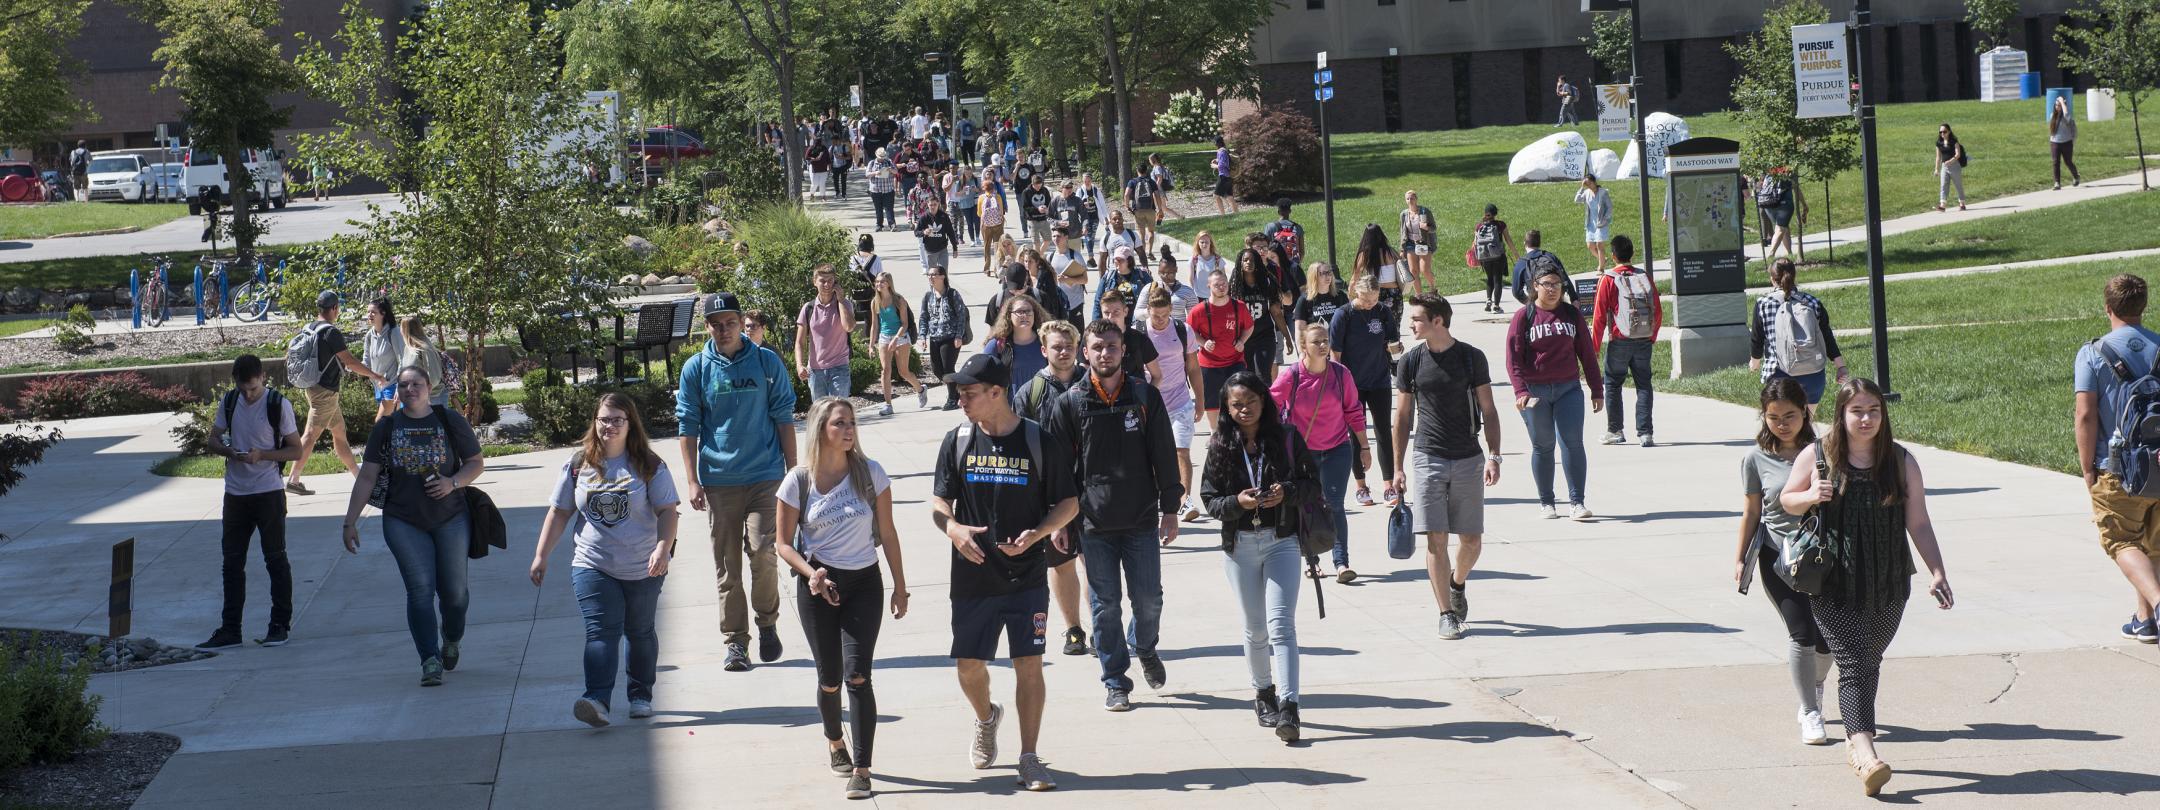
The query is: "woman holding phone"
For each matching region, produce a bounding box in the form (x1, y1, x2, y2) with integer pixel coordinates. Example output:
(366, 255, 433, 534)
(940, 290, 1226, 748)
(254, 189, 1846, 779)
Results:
(1201, 371, 1320, 744)
(1399, 191, 1435, 295)
(1778, 377, 1952, 798)
(1734, 378, 1833, 747)
(776, 398, 909, 801)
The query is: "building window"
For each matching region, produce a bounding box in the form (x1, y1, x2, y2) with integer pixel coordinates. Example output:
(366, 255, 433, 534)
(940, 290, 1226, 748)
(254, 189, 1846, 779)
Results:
(1662, 40, 1683, 99)
(1919, 23, 1940, 102)
(1380, 0, 1396, 5)
(1308, 0, 1323, 8)
(1381, 53, 1403, 131)
(1452, 53, 1473, 129)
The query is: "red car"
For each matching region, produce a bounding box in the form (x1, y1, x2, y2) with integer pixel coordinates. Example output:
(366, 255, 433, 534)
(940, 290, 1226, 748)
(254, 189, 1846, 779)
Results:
(629, 127, 710, 161)
(0, 162, 50, 204)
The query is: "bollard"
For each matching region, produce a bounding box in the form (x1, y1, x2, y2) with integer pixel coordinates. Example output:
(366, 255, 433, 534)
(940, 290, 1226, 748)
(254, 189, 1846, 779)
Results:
(111, 538, 135, 638)
(130, 268, 141, 330)
(193, 265, 206, 325)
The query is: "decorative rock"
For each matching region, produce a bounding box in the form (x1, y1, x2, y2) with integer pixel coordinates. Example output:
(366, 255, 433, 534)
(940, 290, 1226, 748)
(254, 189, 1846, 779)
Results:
(37, 291, 67, 311)
(619, 275, 639, 286)
(623, 234, 658, 258)
(1507, 131, 1589, 183)
(639, 274, 664, 287)
(1615, 113, 1691, 180)
(4, 287, 36, 307)
(1588, 149, 1621, 183)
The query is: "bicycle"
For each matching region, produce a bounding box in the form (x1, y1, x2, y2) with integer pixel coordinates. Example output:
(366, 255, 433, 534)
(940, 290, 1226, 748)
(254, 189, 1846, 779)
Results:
(232, 264, 278, 323)
(143, 256, 172, 327)
(200, 262, 228, 321)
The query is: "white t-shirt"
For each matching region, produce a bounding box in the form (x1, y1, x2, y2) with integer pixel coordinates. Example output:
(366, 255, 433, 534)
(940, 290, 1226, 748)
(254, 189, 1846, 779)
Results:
(1190, 254, 1229, 289)
(778, 460, 892, 571)
(908, 115, 930, 140)
(551, 454, 683, 581)
(213, 389, 298, 496)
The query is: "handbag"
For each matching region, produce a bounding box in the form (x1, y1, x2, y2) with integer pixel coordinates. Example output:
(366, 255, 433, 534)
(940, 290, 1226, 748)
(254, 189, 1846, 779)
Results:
(1387, 499, 1415, 560)
(1284, 368, 1339, 560)
(1779, 443, 1835, 594)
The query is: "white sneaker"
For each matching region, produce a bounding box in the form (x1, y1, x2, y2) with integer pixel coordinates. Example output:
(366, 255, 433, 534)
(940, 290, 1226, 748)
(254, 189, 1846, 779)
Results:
(1601, 431, 1626, 445)
(1798, 708, 1830, 745)
(1640, 433, 1656, 448)
(917, 387, 929, 409)
(627, 700, 653, 719)
(1570, 503, 1593, 521)
(877, 403, 894, 417)
(970, 702, 1003, 769)
(1541, 504, 1560, 520)
(574, 697, 611, 728)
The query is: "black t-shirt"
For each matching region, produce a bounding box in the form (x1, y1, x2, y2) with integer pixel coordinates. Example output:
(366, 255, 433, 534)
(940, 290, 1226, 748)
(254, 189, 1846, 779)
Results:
(1052, 193, 1081, 230)
(1294, 290, 1348, 330)
(1233, 273, 1279, 340)
(1395, 341, 1492, 461)
(933, 419, 1077, 598)
(362, 408, 483, 530)
(915, 211, 953, 252)
(1014, 164, 1036, 188)
(1119, 327, 1159, 377)
(1330, 305, 1393, 390)
(312, 322, 348, 391)
(1021, 187, 1052, 221)
(1078, 189, 1099, 218)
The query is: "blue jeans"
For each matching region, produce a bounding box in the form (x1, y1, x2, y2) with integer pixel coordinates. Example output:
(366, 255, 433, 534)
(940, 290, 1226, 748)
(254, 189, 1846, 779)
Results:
(1080, 528, 1165, 692)
(1315, 443, 1355, 569)
(573, 566, 664, 710)
(1771, 368, 1827, 405)
(1224, 529, 1302, 703)
(380, 512, 471, 662)
(807, 365, 850, 401)
(1520, 381, 1588, 507)
(870, 191, 896, 228)
(1602, 337, 1654, 436)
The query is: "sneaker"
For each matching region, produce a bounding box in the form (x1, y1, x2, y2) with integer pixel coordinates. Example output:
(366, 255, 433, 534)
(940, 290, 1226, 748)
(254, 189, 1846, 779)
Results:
(1450, 583, 1469, 622)
(844, 772, 873, 799)
(829, 746, 855, 776)
(1063, 626, 1089, 656)
(421, 657, 445, 687)
(877, 403, 894, 417)
(1182, 505, 1203, 522)
(1799, 708, 1830, 745)
(1640, 433, 1656, 448)
(1570, 503, 1593, 521)
(441, 640, 459, 671)
(1275, 700, 1302, 743)
(759, 625, 782, 663)
(256, 626, 288, 647)
(574, 697, 610, 728)
(628, 700, 653, 719)
(1104, 688, 1133, 712)
(917, 387, 929, 409)
(1540, 503, 1560, 520)
(197, 629, 243, 649)
(2121, 615, 2158, 643)
(942, 401, 959, 411)
(284, 480, 313, 495)
(1336, 567, 1356, 584)
(1017, 753, 1057, 791)
(723, 642, 752, 672)
(1254, 686, 1282, 728)
(1355, 488, 1376, 507)
(1437, 611, 1464, 640)
(1139, 653, 1167, 690)
(970, 702, 1002, 768)
(1601, 431, 1626, 445)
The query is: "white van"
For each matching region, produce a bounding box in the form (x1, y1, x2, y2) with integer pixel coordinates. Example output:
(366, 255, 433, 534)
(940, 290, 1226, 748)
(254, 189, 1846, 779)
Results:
(85, 152, 150, 202)
(182, 146, 288, 214)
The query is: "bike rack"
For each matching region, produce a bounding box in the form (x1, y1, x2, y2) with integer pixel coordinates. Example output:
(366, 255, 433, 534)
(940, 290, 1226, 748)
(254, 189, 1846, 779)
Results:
(130, 269, 141, 330)
(193, 265, 205, 326)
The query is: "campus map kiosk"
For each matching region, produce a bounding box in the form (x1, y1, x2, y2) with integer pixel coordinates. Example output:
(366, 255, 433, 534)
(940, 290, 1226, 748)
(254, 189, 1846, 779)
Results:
(1664, 137, 1749, 376)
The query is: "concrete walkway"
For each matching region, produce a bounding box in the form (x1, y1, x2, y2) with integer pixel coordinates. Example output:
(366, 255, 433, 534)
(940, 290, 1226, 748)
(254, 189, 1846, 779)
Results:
(6, 185, 2160, 809)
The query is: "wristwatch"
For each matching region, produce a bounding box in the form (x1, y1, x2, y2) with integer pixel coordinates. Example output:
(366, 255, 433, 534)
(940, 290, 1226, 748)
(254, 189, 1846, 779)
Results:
(1487, 454, 1504, 463)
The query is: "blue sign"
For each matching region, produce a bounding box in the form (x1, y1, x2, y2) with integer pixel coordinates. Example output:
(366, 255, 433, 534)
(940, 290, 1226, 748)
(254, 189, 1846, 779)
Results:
(1315, 86, 1334, 102)
(1314, 69, 1333, 86)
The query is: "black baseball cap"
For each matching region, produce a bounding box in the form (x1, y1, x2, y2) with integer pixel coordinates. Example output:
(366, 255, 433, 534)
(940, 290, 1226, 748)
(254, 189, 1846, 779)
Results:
(945, 352, 1011, 388)
(703, 292, 742, 318)
(315, 290, 340, 310)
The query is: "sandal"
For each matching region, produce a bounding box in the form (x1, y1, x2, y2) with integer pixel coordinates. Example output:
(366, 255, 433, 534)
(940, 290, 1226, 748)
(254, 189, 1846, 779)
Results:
(1849, 750, 1892, 797)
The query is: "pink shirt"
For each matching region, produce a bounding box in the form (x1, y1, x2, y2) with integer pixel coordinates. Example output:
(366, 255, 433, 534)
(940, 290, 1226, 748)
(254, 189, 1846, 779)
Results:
(1270, 361, 1365, 452)
(800, 298, 850, 371)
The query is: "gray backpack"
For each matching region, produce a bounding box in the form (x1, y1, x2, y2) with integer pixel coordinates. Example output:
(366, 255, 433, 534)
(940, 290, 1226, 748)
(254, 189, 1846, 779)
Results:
(285, 322, 332, 389)
(1771, 292, 1828, 376)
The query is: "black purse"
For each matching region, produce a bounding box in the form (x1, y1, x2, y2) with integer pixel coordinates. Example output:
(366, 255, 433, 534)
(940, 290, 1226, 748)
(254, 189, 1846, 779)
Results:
(1780, 444, 1835, 595)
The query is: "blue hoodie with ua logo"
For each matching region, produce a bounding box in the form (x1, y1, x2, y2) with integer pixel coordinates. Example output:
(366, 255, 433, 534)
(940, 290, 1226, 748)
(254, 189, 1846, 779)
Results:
(675, 337, 797, 486)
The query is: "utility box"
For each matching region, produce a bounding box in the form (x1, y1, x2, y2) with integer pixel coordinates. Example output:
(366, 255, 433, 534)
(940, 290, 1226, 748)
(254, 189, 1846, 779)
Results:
(1979, 47, 2027, 103)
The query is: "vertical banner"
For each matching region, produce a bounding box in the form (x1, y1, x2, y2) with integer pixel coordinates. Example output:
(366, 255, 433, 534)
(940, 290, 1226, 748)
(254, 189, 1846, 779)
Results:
(849, 84, 862, 109)
(930, 74, 949, 101)
(1597, 84, 1631, 142)
(1792, 22, 1851, 119)
(111, 538, 135, 639)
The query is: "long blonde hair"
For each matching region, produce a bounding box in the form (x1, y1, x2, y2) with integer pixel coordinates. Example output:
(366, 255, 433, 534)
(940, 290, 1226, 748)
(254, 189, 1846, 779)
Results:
(799, 398, 877, 506)
(579, 392, 663, 483)
(399, 315, 434, 352)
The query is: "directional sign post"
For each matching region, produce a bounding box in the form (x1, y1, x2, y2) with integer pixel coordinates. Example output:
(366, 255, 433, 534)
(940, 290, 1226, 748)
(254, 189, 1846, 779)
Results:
(1314, 53, 1338, 273)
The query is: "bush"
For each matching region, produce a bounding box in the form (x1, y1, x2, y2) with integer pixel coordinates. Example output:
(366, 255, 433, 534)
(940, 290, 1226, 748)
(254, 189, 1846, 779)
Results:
(169, 401, 217, 458)
(0, 636, 108, 772)
(708, 136, 787, 217)
(0, 424, 62, 501)
(453, 377, 500, 425)
(718, 205, 853, 329)
(15, 372, 197, 421)
(521, 367, 563, 391)
(49, 305, 95, 353)
(1224, 103, 1324, 202)
(1153, 92, 1221, 143)
(524, 382, 601, 446)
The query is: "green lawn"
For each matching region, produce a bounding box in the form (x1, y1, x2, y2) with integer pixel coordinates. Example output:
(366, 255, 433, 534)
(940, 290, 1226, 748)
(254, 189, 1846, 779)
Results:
(1735, 189, 2160, 288)
(0, 202, 190, 239)
(1809, 256, 2133, 331)
(152, 442, 536, 478)
(0, 318, 54, 338)
(0, 243, 319, 292)
(1157, 98, 2151, 294)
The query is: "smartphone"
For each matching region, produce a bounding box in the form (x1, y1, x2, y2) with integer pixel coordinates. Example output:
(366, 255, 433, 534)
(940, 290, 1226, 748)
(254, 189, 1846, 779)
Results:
(1932, 586, 1951, 608)
(1524, 397, 1542, 409)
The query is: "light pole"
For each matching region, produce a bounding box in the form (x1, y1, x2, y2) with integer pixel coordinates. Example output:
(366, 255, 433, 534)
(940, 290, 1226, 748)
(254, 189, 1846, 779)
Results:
(1851, 0, 1895, 399)
(1584, 0, 1654, 275)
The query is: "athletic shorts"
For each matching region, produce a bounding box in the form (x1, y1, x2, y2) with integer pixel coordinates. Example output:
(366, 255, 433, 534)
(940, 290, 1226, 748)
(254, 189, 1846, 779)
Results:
(1213, 175, 1233, 197)
(950, 585, 1050, 660)
(1168, 404, 1195, 449)
(1201, 364, 1240, 409)
(2092, 473, 2160, 558)
(303, 386, 344, 437)
(1132, 209, 1159, 229)
(1409, 449, 1485, 535)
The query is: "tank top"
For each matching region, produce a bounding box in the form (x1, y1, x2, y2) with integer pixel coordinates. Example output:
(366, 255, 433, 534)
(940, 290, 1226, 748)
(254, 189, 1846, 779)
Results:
(1820, 457, 1916, 610)
(877, 305, 902, 339)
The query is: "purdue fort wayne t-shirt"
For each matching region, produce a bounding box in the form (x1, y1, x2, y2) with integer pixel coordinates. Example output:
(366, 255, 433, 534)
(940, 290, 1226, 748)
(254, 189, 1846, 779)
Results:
(932, 419, 1076, 598)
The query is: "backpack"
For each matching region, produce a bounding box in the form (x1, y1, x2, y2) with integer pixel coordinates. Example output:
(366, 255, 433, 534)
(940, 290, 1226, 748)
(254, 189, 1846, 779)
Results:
(1016, 373, 1066, 419)
(1157, 166, 1176, 191)
(953, 420, 1045, 492)
(1131, 175, 1155, 205)
(1606, 268, 1656, 340)
(1473, 221, 1505, 262)
(285, 322, 333, 389)
(1517, 251, 1565, 304)
(2095, 340, 2160, 498)
(1269, 221, 1303, 263)
(1754, 175, 1784, 206)
(221, 387, 292, 474)
(440, 349, 464, 399)
(1771, 292, 1829, 376)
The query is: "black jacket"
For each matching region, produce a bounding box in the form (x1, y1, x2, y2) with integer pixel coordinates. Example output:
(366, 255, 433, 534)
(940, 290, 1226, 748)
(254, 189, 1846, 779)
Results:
(1199, 424, 1321, 551)
(1043, 373, 1181, 532)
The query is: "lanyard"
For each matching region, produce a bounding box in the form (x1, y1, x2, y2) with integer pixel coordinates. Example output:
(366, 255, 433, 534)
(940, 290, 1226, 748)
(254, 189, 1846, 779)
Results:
(1088, 371, 1122, 407)
(1242, 444, 1265, 491)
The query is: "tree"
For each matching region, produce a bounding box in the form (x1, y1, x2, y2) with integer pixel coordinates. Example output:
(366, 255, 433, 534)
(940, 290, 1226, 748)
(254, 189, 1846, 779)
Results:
(724, 0, 807, 204)
(1153, 91, 1220, 143)
(0, 0, 94, 149)
(1724, 0, 1858, 260)
(2059, 0, 2157, 190)
(292, 0, 635, 420)
(1580, 10, 1633, 81)
(134, 0, 300, 268)
(1966, 0, 2022, 53)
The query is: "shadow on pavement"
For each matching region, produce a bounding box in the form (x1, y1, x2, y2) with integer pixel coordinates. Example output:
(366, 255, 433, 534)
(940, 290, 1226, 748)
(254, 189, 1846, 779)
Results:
(1354, 568, 1548, 585)
(1595, 509, 1742, 524)
(1877, 768, 2160, 802)
(1300, 718, 1561, 745)
(1156, 644, 1358, 662)
(1464, 620, 1740, 638)
(1876, 722, 2123, 744)
(874, 764, 1364, 795)
(645, 706, 902, 731)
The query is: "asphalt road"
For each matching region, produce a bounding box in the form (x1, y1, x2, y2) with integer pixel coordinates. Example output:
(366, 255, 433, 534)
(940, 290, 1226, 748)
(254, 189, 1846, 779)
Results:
(0, 193, 403, 263)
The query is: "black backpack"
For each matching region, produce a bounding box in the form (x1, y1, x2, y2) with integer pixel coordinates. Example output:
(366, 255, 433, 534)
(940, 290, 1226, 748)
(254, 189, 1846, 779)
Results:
(1473, 221, 1504, 261)
(221, 387, 293, 474)
(1400, 345, 1484, 435)
(1754, 175, 1784, 206)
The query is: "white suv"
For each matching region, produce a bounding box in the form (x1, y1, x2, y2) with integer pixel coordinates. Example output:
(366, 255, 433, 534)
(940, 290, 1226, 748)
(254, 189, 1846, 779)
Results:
(85, 153, 150, 202)
(182, 146, 288, 214)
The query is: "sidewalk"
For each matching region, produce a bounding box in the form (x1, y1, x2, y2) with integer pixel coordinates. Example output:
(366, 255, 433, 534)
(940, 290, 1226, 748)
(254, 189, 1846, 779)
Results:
(4, 184, 2158, 808)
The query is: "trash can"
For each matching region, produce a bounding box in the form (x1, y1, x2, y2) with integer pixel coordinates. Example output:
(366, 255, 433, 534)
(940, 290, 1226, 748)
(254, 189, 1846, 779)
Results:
(2089, 88, 2118, 122)
(2018, 72, 2042, 99)
(2045, 88, 2074, 122)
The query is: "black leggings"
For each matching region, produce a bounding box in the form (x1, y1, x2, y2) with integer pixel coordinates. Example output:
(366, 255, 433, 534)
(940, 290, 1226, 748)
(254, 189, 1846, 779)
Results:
(2052, 140, 2081, 185)
(1352, 386, 1396, 481)
(928, 340, 962, 404)
(1809, 593, 1905, 736)
(1479, 258, 1509, 306)
(797, 562, 884, 767)
(1757, 543, 1826, 653)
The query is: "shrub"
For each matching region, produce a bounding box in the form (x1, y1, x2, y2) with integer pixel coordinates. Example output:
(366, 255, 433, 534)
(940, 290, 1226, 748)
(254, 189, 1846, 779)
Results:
(15, 372, 197, 421)
(1153, 92, 1221, 143)
(453, 377, 500, 425)
(521, 367, 563, 392)
(0, 636, 108, 772)
(524, 382, 601, 446)
(0, 424, 62, 501)
(719, 204, 853, 333)
(1224, 103, 1324, 203)
(170, 401, 218, 458)
(708, 136, 786, 216)
(49, 305, 95, 352)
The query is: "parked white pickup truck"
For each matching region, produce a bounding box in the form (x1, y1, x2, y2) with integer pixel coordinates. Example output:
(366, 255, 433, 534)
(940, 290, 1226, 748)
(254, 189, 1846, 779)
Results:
(182, 146, 288, 214)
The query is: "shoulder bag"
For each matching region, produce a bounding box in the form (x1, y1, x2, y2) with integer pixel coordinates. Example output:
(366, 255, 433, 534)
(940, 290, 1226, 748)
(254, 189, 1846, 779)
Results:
(1779, 442, 1834, 595)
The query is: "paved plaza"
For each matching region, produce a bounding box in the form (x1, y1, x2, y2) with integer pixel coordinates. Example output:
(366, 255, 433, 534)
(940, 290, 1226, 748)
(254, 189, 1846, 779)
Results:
(4, 188, 2159, 808)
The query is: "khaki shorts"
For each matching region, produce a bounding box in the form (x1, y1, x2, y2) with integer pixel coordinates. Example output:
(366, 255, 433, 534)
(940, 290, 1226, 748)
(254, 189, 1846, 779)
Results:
(303, 386, 344, 437)
(1132, 209, 1158, 229)
(2092, 472, 2160, 558)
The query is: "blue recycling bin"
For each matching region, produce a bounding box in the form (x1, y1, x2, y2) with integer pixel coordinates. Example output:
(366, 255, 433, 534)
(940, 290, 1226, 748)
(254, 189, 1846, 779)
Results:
(2019, 72, 2042, 99)
(2044, 87, 2074, 121)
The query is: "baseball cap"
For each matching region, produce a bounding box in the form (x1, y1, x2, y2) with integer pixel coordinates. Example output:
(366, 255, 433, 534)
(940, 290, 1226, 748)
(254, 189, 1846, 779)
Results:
(1112, 246, 1136, 264)
(702, 292, 742, 318)
(315, 290, 340, 310)
(945, 352, 1011, 388)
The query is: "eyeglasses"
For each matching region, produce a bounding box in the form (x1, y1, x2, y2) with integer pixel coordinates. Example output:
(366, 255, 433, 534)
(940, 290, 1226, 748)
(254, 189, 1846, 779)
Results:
(595, 416, 628, 427)
(1533, 281, 1563, 289)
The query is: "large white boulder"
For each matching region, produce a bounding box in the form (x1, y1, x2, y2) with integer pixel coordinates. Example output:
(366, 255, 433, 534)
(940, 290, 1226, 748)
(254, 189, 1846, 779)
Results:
(1588, 149, 1620, 183)
(1615, 112, 1691, 179)
(1507, 131, 1589, 183)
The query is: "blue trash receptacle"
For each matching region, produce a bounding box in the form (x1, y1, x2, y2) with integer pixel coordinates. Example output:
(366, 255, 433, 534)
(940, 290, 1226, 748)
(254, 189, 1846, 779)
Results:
(2019, 72, 2042, 99)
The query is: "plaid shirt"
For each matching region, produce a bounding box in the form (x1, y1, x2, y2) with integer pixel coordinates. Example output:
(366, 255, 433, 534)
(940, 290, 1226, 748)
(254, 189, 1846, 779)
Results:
(865, 159, 895, 194)
(1749, 289, 1840, 378)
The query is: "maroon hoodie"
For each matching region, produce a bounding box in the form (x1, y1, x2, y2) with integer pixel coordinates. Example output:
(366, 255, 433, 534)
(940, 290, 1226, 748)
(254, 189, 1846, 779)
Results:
(1506, 302, 1603, 393)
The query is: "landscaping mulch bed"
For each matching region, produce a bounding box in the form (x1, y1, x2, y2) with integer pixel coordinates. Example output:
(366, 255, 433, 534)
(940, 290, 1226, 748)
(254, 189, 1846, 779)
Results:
(0, 322, 289, 375)
(2, 628, 218, 674)
(0, 731, 182, 810)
